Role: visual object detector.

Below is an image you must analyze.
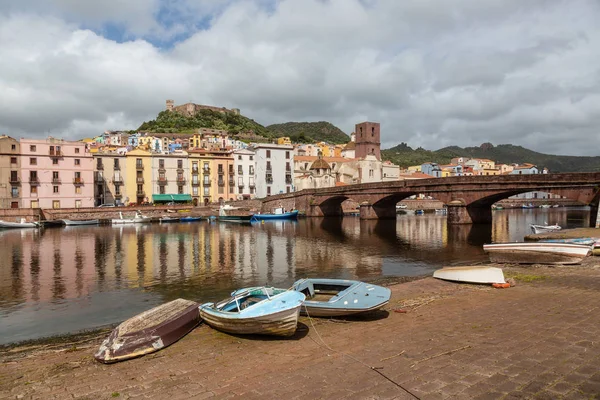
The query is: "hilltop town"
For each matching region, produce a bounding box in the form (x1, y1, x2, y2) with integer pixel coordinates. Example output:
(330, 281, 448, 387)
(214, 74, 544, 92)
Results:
(0, 100, 548, 209)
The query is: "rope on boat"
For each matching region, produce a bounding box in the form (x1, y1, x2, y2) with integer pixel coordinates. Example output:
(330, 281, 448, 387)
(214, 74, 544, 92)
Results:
(304, 308, 421, 400)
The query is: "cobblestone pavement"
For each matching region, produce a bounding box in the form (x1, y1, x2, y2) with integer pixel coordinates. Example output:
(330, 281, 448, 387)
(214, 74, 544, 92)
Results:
(1, 265, 600, 400)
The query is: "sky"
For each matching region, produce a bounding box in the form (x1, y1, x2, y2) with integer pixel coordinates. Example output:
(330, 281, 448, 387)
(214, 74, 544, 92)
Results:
(1, 0, 599, 156)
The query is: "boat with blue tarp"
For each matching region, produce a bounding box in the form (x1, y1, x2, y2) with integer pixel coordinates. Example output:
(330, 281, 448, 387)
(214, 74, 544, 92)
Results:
(253, 208, 299, 221)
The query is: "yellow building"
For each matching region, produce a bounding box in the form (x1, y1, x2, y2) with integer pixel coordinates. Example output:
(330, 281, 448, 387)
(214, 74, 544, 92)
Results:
(407, 165, 422, 172)
(316, 142, 331, 157)
(333, 144, 343, 157)
(188, 149, 235, 205)
(277, 137, 292, 145)
(126, 149, 152, 204)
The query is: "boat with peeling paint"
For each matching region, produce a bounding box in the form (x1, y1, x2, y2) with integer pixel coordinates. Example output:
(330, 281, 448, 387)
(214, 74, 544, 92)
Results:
(94, 298, 201, 364)
(433, 266, 506, 284)
(483, 242, 591, 265)
(291, 278, 391, 317)
(199, 287, 304, 337)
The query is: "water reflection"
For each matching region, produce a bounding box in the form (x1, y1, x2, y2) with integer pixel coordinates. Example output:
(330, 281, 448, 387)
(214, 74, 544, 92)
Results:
(0, 207, 591, 344)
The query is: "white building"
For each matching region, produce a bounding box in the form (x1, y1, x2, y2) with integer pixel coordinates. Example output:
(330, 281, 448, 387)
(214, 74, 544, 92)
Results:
(233, 148, 256, 199)
(382, 161, 400, 181)
(253, 143, 294, 197)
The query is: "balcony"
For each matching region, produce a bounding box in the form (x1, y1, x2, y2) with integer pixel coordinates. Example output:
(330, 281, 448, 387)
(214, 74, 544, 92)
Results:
(238, 170, 243, 175)
(249, 182, 255, 188)
(285, 174, 293, 184)
(192, 168, 199, 175)
(96, 163, 104, 170)
(112, 176, 124, 185)
(114, 164, 121, 171)
(73, 178, 84, 185)
(136, 177, 144, 184)
(136, 164, 144, 170)
(217, 170, 224, 176)
(218, 180, 225, 187)
(177, 177, 186, 184)
(29, 177, 40, 185)
(229, 169, 235, 176)
(94, 173, 104, 182)
(266, 174, 273, 184)
(52, 178, 62, 184)
(203, 168, 211, 175)
(158, 178, 168, 186)
(266, 166, 273, 173)
(9, 176, 20, 185)
(203, 181, 211, 187)
(238, 183, 244, 189)
(114, 193, 123, 199)
(177, 167, 184, 173)
(228, 179, 235, 186)
(158, 167, 166, 173)
(136, 190, 145, 197)
(49, 149, 63, 157)
(192, 180, 200, 186)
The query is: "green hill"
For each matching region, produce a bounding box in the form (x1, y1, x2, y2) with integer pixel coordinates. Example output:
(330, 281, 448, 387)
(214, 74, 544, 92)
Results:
(382, 142, 600, 173)
(266, 121, 350, 144)
(137, 109, 271, 136)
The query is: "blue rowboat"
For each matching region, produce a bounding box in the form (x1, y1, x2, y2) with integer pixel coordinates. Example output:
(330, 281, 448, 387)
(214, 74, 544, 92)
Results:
(291, 278, 391, 317)
(253, 210, 299, 221)
(199, 287, 305, 337)
(542, 238, 599, 246)
(180, 216, 203, 222)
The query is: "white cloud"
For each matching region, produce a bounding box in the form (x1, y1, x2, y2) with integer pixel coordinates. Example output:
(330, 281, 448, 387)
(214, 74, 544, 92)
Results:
(1, 0, 599, 155)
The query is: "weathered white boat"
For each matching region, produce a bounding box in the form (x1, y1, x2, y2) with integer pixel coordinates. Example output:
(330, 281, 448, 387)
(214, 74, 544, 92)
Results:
(62, 219, 99, 226)
(95, 298, 201, 364)
(291, 278, 391, 317)
(112, 211, 151, 224)
(0, 218, 39, 229)
(530, 224, 562, 234)
(484, 242, 591, 265)
(199, 287, 305, 337)
(433, 266, 506, 284)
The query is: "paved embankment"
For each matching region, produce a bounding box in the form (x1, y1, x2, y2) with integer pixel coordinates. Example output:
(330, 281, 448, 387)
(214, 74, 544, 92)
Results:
(2, 264, 600, 399)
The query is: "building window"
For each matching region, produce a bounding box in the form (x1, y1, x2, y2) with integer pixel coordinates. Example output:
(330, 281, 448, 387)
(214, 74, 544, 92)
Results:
(75, 148, 80, 154)
(238, 155, 242, 160)
(177, 160, 183, 169)
(203, 162, 209, 170)
(31, 200, 39, 208)
(204, 187, 210, 196)
(218, 186, 224, 194)
(372, 127, 375, 136)
(192, 187, 198, 196)
(11, 144, 16, 150)
(178, 186, 183, 194)
(286, 186, 291, 193)
(75, 187, 82, 194)
(75, 200, 82, 208)
(218, 164, 223, 173)
(249, 166, 254, 175)
(114, 159, 120, 169)
(159, 186, 165, 194)
(238, 165, 243, 174)
(266, 150, 271, 158)
(30, 158, 37, 165)
(266, 161, 271, 171)
(30, 145, 36, 151)
(10, 157, 16, 164)
(369, 169, 374, 177)
(267, 186, 271, 195)
(159, 159, 165, 168)
(53, 186, 59, 193)
(75, 159, 80, 165)
(229, 187, 234, 194)
(52, 158, 58, 165)
(53, 200, 60, 209)
(285, 151, 290, 159)
(11, 187, 18, 198)
(115, 186, 120, 196)
(249, 156, 253, 161)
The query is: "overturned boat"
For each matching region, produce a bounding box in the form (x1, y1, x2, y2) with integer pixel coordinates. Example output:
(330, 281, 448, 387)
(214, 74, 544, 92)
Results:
(433, 266, 506, 284)
(95, 298, 201, 364)
(484, 242, 591, 265)
(530, 224, 561, 234)
(291, 278, 391, 317)
(199, 287, 305, 337)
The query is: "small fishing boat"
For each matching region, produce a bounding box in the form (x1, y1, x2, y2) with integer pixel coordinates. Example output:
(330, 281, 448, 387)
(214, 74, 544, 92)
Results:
(199, 287, 305, 337)
(415, 209, 424, 215)
(218, 205, 254, 224)
(434, 208, 447, 213)
(530, 224, 562, 234)
(180, 216, 203, 222)
(159, 216, 179, 223)
(112, 211, 151, 225)
(539, 204, 551, 209)
(253, 208, 298, 220)
(0, 218, 39, 229)
(522, 203, 535, 209)
(483, 242, 591, 265)
(62, 219, 99, 226)
(491, 204, 503, 210)
(94, 298, 201, 364)
(291, 278, 391, 317)
(433, 266, 506, 284)
(593, 241, 600, 256)
(396, 204, 407, 210)
(542, 238, 599, 246)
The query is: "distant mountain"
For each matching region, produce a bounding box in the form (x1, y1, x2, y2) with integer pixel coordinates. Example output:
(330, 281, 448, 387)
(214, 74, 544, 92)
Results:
(266, 121, 350, 144)
(381, 142, 600, 173)
(137, 109, 271, 137)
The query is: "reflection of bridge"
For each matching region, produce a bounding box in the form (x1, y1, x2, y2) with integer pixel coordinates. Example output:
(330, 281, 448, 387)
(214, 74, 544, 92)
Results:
(263, 173, 600, 224)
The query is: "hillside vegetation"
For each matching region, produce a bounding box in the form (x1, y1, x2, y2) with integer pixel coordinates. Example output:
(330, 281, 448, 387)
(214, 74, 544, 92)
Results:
(137, 110, 270, 136)
(381, 142, 600, 173)
(266, 121, 350, 144)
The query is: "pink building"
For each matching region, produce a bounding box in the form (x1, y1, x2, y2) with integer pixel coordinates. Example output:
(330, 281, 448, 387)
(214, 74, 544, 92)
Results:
(20, 138, 94, 208)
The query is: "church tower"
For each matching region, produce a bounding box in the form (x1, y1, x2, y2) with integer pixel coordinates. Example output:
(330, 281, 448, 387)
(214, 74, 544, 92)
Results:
(354, 121, 380, 160)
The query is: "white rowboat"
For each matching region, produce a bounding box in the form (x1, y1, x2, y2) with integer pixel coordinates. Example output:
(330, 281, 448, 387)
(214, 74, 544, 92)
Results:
(62, 219, 99, 226)
(0, 218, 39, 229)
(484, 242, 591, 265)
(530, 224, 561, 234)
(433, 266, 506, 284)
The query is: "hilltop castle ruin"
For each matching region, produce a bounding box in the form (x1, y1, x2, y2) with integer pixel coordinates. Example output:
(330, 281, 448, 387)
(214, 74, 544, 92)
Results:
(165, 100, 240, 117)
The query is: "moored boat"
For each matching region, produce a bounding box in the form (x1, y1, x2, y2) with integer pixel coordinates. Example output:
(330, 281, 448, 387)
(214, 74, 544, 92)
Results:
(483, 242, 591, 265)
(0, 218, 39, 229)
(159, 216, 179, 223)
(433, 266, 506, 284)
(253, 209, 299, 220)
(530, 224, 562, 234)
(62, 219, 99, 226)
(218, 205, 254, 224)
(112, 211, 151, 224)
(199, 287, 305, 337)
(94, 298, 201, 364)
(291, 278, 391, 317)
(180, 216, 203, 222)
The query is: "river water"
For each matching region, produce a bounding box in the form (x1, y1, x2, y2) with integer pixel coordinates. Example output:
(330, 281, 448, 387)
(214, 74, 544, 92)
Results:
(0, 207, 592, 345)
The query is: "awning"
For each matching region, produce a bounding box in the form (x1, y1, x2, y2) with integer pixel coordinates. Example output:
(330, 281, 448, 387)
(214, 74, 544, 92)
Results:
(152, 194, 193, 202)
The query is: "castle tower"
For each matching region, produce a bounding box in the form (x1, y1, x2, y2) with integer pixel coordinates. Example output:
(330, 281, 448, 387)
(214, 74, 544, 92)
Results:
(354, 121, 380, 160)
(166, 99, 174, 111)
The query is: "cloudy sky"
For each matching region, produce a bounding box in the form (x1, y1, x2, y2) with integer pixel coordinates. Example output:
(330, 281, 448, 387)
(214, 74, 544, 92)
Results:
(1, 0, 599, 155)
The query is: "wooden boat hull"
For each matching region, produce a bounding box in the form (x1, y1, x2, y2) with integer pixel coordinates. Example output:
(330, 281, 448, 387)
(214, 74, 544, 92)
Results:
(199, 305, 301, 337)
(433, 266, 505, 284)
(484, 243, 590, 265)
(253, 211, 299, 220)
(94, 298, 201, 364)
(530, 225, 561, 234)
(0, 220, 38, 229)
(292, 279, 391, 317)
(62, 219, 99, 226)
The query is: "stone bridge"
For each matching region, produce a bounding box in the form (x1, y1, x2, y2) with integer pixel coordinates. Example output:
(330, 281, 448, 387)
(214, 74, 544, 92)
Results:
(261, 173, 600, 225)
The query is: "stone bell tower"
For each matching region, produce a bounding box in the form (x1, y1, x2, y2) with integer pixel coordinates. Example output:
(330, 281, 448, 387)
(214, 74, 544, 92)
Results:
(354, 121, 380, 160)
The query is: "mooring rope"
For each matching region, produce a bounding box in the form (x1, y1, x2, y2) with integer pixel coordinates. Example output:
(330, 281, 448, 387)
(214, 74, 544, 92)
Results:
(304, 308, 421, 400)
